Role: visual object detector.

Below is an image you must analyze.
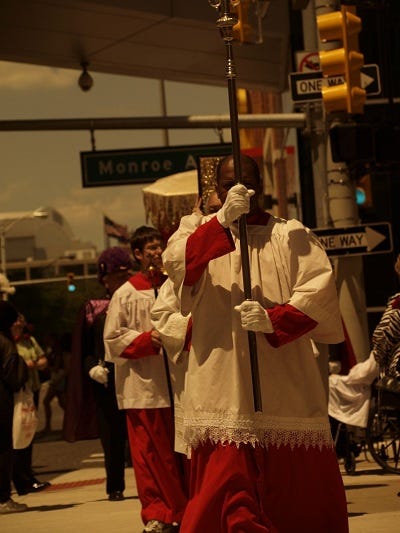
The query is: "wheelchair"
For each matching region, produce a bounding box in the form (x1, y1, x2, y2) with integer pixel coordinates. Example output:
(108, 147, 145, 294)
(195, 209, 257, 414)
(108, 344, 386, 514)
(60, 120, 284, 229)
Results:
(329, 363, 400, 475)
(365, 381, 400, 474)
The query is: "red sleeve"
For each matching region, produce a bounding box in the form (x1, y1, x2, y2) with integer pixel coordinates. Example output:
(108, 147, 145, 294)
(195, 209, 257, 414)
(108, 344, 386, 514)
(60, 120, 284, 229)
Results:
(264, 303, 318, 348)
(120, 331, 159, 359)
(184, 216, 235, 286)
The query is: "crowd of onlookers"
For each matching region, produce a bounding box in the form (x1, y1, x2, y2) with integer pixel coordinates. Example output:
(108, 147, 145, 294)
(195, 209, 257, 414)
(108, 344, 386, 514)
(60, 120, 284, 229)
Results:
(0, 303, 71, 514)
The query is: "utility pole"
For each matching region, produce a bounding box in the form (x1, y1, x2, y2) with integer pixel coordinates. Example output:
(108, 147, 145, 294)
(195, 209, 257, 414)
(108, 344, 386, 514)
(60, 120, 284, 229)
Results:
(301, 2, 329, 229)
(314, 0, 370, 362)
(299, 2, 332, 395)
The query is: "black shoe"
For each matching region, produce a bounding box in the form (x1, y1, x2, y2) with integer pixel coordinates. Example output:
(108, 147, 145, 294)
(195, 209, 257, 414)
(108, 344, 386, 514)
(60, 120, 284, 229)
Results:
(16, 479, 50, 496)
(108, 491, 124, 501)
(31, 480, 51, 492)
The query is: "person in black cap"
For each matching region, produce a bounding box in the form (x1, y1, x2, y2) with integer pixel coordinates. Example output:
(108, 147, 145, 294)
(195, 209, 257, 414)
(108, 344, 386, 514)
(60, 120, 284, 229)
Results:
(63, 246, 135, 501)
(86, 246, 136, 501)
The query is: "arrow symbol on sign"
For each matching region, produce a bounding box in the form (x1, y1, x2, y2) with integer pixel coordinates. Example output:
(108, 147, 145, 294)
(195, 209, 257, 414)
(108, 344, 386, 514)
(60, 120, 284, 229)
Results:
(365, 226, 386, 251)
(361, 71, 375, 90)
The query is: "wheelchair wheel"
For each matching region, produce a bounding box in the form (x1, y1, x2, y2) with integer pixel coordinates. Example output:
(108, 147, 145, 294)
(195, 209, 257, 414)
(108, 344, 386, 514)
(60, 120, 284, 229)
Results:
(366, 403, 400, 474)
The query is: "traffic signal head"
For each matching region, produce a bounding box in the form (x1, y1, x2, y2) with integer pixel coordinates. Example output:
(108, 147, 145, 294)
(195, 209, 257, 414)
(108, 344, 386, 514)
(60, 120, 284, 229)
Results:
(232, 0, 253, 43)
(317, 6, 366, 114)
(66, 272, 76, 292)
(329, 122, 374, 162)
(355, 174, 372, 209)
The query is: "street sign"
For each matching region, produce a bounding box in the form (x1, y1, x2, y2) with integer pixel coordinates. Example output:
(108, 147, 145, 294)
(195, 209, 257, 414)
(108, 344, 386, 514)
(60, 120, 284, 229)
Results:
(80, 143, 232, 187)
(290, 64, 381, 103)
(361, 64, 381, 96)
(313, 222, 392, 257)
(296, 51, 320, 73)
(290, 71, 323, 102)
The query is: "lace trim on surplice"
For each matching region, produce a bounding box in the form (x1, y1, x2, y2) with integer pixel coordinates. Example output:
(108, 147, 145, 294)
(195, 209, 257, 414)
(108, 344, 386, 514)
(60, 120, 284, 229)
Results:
(184, 412, 333, 450)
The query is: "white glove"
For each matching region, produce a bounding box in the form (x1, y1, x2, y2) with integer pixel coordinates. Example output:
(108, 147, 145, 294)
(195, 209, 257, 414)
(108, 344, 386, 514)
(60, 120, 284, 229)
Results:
(216, 184, 255, 227)
(234, 300, 274, 333)
(89, 365, 109, 385)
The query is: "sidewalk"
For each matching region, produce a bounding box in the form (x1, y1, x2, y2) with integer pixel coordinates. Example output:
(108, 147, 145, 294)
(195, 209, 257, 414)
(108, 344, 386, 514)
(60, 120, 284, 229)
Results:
(2, 384, 144, 532)
(2, 432, 143, 533)
(3, 470, 143, 533)
(2, 392, 399, 532)
(343, 461, 400, 532)
(3, 436, 399, 533)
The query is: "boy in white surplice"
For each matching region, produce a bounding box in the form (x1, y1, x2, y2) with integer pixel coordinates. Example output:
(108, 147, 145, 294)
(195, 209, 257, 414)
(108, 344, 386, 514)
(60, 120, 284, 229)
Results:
(103, 227, 187, 533)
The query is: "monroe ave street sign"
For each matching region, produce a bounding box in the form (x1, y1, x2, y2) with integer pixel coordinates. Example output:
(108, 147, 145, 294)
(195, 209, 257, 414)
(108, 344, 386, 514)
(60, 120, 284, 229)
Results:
(313, 222, 392, 257)
(80, 143, 232, 187)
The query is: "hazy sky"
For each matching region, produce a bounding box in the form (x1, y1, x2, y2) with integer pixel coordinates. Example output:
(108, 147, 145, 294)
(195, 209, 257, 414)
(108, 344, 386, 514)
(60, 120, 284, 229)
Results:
(0, 61, 230, 250)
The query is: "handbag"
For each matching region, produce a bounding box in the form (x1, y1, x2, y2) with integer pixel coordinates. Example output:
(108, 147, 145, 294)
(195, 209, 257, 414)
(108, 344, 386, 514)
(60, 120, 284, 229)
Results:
(13, 385, 39, 449)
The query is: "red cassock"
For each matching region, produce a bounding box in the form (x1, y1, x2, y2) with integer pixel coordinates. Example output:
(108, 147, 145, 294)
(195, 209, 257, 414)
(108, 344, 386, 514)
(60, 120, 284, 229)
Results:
(103, 272, 188, 525)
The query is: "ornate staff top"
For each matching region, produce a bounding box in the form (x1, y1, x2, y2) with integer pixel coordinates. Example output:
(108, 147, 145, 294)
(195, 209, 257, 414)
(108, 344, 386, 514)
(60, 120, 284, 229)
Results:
(215, 2, 238, 79)
(208, 0, 263, 412)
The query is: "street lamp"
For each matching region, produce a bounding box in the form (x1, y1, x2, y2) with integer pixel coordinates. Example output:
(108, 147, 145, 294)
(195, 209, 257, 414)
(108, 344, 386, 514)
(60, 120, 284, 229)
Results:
(0, 208, 48, 276)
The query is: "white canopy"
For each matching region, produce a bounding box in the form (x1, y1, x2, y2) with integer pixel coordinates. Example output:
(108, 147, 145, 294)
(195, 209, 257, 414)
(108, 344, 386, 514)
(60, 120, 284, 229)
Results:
(142, 170, 198, 237)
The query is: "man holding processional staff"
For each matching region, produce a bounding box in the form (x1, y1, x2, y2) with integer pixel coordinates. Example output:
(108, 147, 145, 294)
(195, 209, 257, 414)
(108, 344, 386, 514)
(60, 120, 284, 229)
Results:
(162, 152, 349, 532)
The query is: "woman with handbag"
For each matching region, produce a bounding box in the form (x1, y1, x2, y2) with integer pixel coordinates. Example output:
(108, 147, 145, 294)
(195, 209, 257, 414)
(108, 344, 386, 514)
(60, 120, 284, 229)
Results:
(11, 313, 50, 495)
(0, 300, 29, 514)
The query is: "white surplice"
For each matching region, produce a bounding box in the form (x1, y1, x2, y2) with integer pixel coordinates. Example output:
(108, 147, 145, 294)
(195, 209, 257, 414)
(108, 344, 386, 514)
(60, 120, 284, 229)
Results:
(103, 279, 171, 410)
(163, 213, 344, 450)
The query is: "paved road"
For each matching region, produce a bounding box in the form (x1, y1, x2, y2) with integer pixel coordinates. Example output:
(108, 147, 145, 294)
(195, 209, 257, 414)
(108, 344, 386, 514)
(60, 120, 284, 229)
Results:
(2, 389, 399, 532)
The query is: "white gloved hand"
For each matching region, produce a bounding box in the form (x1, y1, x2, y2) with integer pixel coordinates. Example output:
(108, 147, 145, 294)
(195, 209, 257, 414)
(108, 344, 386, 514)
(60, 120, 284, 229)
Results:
(234, 300, 274, 333)
(89, 365, 109, 385)
(216, 184, 255, 227)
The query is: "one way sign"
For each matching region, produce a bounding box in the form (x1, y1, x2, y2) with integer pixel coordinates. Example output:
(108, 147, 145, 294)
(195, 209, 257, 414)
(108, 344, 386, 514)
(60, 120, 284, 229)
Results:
(360, 64, 381, 96)
(313, 222, 392, 257)
(290, 64, 381, 103)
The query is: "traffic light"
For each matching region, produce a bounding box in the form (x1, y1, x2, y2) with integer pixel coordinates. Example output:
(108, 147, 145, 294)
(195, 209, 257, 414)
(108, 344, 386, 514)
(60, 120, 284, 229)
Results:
(329, 122, 374, 162)
(355, 174, 372, 209)
(66, 272, 76, 292)
(317, 6, 366, 114)
(232, 0, 253, 43)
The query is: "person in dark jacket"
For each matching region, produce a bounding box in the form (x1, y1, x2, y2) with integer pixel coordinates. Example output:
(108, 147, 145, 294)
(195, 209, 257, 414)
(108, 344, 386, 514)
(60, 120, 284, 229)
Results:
(0, 301, 28, 514)
(63, 247, 135, 501)
(83, 247, 136, 501)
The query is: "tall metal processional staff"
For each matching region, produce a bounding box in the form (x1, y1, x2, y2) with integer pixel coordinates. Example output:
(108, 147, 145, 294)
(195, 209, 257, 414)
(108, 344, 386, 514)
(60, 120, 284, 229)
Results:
(209, 0, 262, 412)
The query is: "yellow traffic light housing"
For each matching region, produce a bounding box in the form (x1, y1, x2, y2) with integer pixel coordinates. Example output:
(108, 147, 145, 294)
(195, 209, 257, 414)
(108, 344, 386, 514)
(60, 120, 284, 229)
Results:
(232, 0, 253, 43)
(317, 6, 366, 114)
